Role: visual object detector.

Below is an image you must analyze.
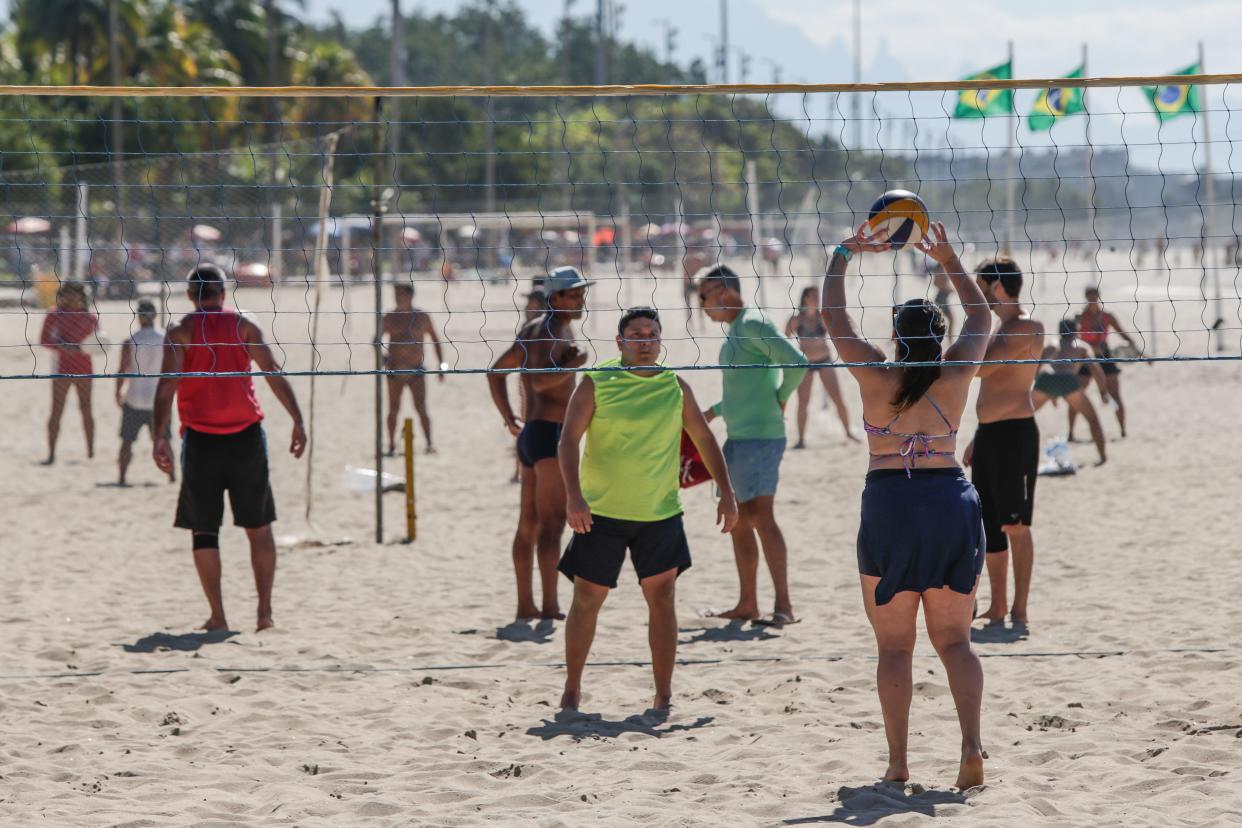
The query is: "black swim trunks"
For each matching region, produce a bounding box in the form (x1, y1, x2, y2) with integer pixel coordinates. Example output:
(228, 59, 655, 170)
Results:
(857, 468, 985, 606)
(174, 422, 277, 532)
(558, 513, 691, 588)
(1078, 344, 1121, 377)
(517, 419, 563, 467)
(971, 417, 1039, 553)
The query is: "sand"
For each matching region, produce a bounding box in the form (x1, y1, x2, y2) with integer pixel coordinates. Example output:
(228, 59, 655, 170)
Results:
(2, 249, 1241, 826)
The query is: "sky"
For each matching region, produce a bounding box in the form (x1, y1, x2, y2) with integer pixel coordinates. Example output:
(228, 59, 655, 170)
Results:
(306, 0, 1242, 173)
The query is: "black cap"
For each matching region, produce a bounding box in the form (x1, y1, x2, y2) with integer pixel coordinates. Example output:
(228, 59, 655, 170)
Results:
(136, 298, 157, 313)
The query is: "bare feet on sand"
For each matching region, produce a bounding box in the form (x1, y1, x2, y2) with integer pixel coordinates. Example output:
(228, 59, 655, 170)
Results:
(712, 604, 760, 621)
(542, 608, 566, 621)
(979, 604, 1007, 625)
(955, 746, 985, 789)
(651, 694, 672, 712)
(256, 615, 275, 632)
(516, 604, 541, 621)
(883, 762, 910, 783)
(200, 616, 229, 632)
(559, 688, 580, 710)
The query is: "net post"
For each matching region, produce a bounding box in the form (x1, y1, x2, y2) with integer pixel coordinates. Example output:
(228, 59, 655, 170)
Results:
(74, 182, 88, 282)
(57, 226, 70, 280)
(403, 417, 416, 542)
(620, 196, 632, 306)
(372, 96, 386, 545)
(271, 203, 283, 284)
(1004, 39, 1017, 256)
(1199, 41, 1224, 352)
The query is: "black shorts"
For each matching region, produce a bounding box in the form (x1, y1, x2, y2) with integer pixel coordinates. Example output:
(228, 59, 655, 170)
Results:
(120, 404, 169, 443)
(971, 417, 1039, 553)
(558, 513, 691, 588)
(174, 422, 277, 533)
(517, 419, 562, 467)
(1078, 344, 1121, 377)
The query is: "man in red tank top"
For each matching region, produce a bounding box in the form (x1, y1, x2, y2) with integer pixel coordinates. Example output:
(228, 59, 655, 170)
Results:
(152, 264, 306, 632)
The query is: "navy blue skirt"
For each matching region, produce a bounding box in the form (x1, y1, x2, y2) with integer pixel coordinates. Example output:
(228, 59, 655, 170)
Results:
(857, 468, 985, 606)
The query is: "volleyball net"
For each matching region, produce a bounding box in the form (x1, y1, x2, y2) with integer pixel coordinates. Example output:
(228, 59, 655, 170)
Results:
(3, 74, 1242, 379)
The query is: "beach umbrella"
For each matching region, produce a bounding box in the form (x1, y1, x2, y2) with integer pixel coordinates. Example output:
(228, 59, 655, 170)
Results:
(191, 224, 222, 242)
(6, 216, 51, 234)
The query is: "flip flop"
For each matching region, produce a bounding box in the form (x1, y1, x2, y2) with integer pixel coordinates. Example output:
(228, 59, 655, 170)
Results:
(753, 612, 800, 628)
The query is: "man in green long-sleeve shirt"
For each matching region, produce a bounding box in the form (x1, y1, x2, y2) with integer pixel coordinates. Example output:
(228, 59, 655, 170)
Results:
(699, 265, 808, 626)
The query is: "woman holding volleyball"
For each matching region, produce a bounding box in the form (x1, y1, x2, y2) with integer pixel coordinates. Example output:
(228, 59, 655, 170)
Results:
(822, 216, 992, 789)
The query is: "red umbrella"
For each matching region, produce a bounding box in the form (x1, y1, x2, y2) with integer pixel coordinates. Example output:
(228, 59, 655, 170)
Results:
(6, 216, 51, 235)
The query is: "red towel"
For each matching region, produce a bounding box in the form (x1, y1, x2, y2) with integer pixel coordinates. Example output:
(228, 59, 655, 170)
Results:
(679, 431, 711, 489)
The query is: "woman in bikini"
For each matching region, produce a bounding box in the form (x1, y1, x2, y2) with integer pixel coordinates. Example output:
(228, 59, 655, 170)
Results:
(822, 220, 992, 790)
(1073, 286, 1140, 438)
(1034, 320, 1108, 465)
(784, 286, 857, 447)
(40, 281, 98, 464)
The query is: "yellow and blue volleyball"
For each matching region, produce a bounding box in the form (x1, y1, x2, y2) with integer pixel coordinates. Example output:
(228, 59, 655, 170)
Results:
(866, 189, 930, 251)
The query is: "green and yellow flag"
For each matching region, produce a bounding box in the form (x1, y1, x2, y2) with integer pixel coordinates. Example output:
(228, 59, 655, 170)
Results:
(1143, 63, 1200, 122)
(1028, 65, 1085, 131)
(953, 61, 1013, 118)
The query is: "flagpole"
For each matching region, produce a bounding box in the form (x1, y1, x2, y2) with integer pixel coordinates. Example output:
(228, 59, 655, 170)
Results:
(1199, 41, 1223, 351)
(1005, 39, 1017, 256)
(1083, 42, 1097, 275)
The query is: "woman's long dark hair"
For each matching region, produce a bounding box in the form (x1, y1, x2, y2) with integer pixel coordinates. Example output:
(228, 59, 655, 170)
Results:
(892, 299, 947, 413)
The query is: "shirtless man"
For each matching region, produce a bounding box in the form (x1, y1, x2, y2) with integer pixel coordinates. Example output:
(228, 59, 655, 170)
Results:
(1034, 320, 1109, 466)
(488, 266, 591, 620)
(383, 283, 445, 455)
(964, 258, 1045, 628)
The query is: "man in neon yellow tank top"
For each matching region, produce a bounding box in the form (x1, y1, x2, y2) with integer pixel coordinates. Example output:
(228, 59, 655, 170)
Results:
(557, 308, 738, 712)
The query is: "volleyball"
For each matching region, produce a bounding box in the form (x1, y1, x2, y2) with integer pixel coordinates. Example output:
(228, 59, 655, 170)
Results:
(866, 189, 930, 251)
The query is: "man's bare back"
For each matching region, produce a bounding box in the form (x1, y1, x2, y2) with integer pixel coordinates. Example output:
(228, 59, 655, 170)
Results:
(976, 315, 1045, 423)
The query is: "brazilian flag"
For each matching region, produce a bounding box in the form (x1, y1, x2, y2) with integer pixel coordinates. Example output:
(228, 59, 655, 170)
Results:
(953, 61, 1013, 118)
(1028, 65, 1085, 131)
(1143, 63, 1200, 122)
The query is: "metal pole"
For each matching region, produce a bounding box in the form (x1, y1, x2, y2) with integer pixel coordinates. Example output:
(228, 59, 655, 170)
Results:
(390, 0, 403, 161)
(108, 0, 123, 272)
(719, 0, 729, 84)
(1083, 42, 1098, 275)
(271, 203, 282, 283)
(595, 0, 606, 86)
(484, 0, 497, 214)
(1005, 39, 1017, 256)
(371, 98, 386, 545)
(563, 0, 576, 82)
(74, 182, 88, 282)
(1200, 41, 1223, 351)
(851, 0, 861, 150)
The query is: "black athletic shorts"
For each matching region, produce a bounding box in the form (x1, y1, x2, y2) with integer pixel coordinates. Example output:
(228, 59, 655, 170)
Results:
(971, 417, 1039, 553)
(558, 513, 691, 589)
(120, 404, 170, 443)
(517, 419, 562, 467)
(174, 422, 277, 533)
